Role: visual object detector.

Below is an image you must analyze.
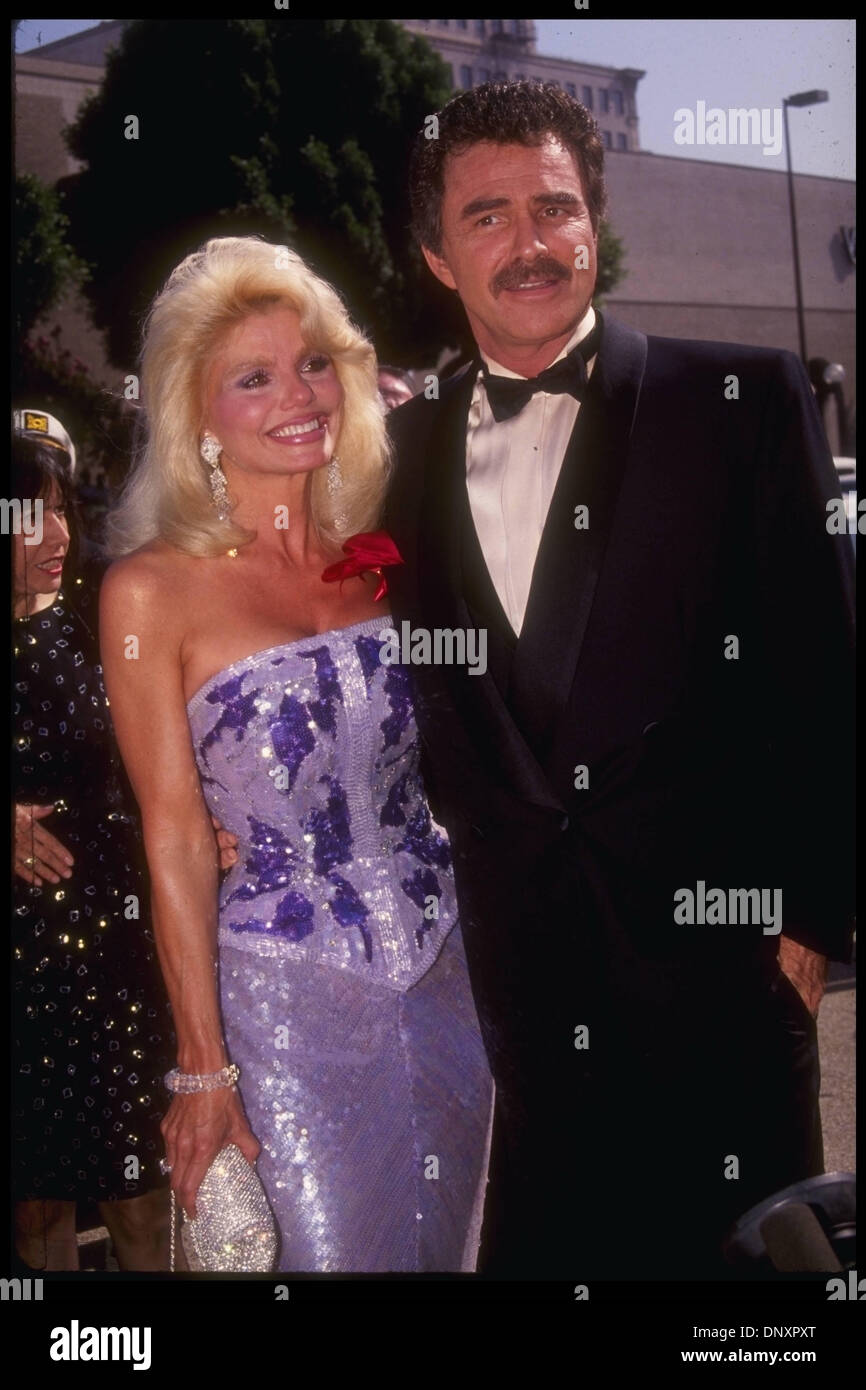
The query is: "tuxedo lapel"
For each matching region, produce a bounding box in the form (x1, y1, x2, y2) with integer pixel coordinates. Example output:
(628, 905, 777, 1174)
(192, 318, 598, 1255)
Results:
(457, 455, 518, 697)
(416, 363, 566, 816)
(417, 364, 476, 636)
(507, 316, 648, 763)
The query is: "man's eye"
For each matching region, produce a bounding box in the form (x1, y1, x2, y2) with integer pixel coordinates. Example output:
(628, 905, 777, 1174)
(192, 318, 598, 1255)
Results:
(241, 370, 269, 388)
(301, 354, 331, 373)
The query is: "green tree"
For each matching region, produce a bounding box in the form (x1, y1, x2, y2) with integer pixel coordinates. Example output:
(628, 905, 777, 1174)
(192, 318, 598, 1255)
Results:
(61, 18, 459, 368)
(13, 173, 87, 339)
(595, 220, 627, 305)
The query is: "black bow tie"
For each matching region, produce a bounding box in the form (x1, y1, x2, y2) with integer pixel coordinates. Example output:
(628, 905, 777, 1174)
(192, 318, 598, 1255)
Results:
(481, 320, 601, 424)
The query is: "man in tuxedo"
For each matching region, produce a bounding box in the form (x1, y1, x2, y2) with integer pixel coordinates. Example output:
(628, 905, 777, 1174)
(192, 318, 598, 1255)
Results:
(385, 81, 855, 1279)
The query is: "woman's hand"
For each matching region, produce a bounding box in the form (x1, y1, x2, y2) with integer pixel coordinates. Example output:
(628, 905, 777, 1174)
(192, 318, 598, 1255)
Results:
(161, 1086, 261, 1220)
(14, 803, 74, 886)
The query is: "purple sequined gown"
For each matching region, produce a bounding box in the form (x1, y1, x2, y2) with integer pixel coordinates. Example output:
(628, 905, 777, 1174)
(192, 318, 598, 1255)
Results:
(186, 617, 494, 1272)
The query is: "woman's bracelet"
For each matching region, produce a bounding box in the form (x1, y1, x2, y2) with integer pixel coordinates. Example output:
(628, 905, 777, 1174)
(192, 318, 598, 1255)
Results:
(164, 1063, 240, 1094)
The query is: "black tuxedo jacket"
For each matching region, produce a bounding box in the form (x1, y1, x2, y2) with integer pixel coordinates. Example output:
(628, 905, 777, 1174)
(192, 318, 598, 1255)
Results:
(385, 315, 855, 1274)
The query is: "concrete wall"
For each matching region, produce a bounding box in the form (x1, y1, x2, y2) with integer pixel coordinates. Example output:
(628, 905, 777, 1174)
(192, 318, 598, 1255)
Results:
(602, 150, 856, 437)
(15, 57, 102, 182)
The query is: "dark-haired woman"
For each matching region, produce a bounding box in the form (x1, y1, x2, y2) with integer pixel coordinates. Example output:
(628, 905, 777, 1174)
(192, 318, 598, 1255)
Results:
(12, 429, 177, 1270)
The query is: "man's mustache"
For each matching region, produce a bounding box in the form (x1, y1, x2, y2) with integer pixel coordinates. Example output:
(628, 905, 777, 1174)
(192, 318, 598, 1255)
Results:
(492, 257, 571, 296)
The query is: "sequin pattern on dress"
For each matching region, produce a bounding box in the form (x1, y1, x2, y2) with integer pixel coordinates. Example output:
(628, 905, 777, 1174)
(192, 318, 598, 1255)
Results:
(187, 618, 458, 990)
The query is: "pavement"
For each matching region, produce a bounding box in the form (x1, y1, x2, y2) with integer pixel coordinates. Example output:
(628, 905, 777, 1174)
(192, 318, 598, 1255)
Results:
(817, 956, 856, 1174)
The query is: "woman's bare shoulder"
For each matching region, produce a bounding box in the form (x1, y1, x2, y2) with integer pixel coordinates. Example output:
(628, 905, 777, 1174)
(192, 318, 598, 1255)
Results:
(101, 541, 198, 620)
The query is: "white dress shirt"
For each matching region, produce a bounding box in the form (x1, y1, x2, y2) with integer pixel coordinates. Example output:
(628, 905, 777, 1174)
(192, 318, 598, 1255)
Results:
(465, 305, 598, 637)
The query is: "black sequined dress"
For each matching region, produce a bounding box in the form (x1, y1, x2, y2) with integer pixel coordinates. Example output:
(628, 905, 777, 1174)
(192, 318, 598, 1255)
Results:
(12, 571, 174, 1202)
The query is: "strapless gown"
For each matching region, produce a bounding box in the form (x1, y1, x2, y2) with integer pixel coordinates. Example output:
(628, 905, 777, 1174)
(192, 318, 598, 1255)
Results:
(186, 617, 494, 1272)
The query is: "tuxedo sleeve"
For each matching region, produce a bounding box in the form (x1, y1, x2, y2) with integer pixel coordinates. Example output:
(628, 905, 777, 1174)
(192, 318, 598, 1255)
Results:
(752, 351, 855, 961)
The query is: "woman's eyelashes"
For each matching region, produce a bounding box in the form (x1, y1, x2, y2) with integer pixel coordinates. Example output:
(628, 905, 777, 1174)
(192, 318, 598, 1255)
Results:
(301, 353, 331, 374)
(238, 355, 331, 390)
(239, 368, 270, 389)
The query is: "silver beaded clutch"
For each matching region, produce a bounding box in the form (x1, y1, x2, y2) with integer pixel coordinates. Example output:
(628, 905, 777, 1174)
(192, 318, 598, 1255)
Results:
(176, 1144, 278, 1272)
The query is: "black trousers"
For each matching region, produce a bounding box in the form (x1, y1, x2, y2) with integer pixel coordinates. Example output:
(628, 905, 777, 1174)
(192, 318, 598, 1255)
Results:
(478, 967, 823, 1280)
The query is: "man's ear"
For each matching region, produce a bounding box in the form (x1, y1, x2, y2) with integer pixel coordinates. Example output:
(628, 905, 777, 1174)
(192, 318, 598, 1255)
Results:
(421, 244, 458, 292)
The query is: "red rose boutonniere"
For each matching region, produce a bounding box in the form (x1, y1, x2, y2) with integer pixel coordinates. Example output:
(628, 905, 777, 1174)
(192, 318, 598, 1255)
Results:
(321, 531, 404, 602)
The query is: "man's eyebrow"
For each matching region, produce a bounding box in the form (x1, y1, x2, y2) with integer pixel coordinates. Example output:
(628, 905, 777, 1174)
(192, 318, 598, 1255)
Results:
(533, 190, 582, 207)
(460, 195, 509, 220)
(459, 190, 583, 220)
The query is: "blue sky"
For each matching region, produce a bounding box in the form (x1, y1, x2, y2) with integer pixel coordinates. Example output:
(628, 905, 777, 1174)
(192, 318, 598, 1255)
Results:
(14, 17, 854, 179)
(536, 18, 854, 179)
(15, 19, 101, 50)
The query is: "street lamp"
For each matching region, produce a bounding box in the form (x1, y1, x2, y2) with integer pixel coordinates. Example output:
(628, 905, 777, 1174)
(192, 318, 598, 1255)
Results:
(782, 89, 829, 364)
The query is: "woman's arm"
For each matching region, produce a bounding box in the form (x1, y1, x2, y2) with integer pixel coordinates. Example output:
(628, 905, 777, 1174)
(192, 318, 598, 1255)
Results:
(99, 555, 259, 1217)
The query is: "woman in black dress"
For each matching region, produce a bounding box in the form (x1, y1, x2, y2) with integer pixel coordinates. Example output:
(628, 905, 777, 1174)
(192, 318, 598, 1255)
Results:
(11, 425, 177, 1269)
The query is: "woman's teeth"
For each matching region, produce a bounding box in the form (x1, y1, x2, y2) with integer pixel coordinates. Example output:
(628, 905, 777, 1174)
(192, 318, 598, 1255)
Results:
(270, 417, 323, 439)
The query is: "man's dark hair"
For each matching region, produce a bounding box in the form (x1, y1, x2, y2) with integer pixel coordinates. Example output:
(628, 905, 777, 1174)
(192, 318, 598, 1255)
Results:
(377, 365, 415, 388)
(409, 80, 607, 254)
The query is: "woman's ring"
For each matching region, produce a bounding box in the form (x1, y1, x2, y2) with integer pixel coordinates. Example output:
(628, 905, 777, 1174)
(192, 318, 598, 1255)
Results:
(159, 1157, 173, 1176)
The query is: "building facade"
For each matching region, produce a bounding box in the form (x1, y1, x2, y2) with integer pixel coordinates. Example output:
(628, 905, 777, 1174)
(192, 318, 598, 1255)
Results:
(15, 21, 123, 184)
(401, 18, 644, 152)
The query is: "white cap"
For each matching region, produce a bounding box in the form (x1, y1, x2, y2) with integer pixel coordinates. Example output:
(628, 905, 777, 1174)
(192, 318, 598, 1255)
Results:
(13, 408, 77, 475)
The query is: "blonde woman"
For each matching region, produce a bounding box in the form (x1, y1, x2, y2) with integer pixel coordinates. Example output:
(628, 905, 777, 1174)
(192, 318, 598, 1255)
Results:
(99, 238, 493, 1272)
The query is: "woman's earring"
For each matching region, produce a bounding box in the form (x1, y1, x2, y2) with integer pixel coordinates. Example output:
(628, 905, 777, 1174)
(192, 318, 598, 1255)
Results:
(327, 454, 348, 533)
(201, 434, 231, 521)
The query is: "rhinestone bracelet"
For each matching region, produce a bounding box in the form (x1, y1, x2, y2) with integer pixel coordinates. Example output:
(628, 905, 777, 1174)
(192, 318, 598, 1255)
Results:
(164, 1063, 240, 1094)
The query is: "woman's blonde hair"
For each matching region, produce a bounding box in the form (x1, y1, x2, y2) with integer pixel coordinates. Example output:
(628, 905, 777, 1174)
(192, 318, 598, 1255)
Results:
(106, 236, 391, 557)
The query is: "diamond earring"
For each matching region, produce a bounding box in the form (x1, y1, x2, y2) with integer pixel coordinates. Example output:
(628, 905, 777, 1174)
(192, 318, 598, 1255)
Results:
(200, 434, 222, 466)
(201, 434, 231, 521)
